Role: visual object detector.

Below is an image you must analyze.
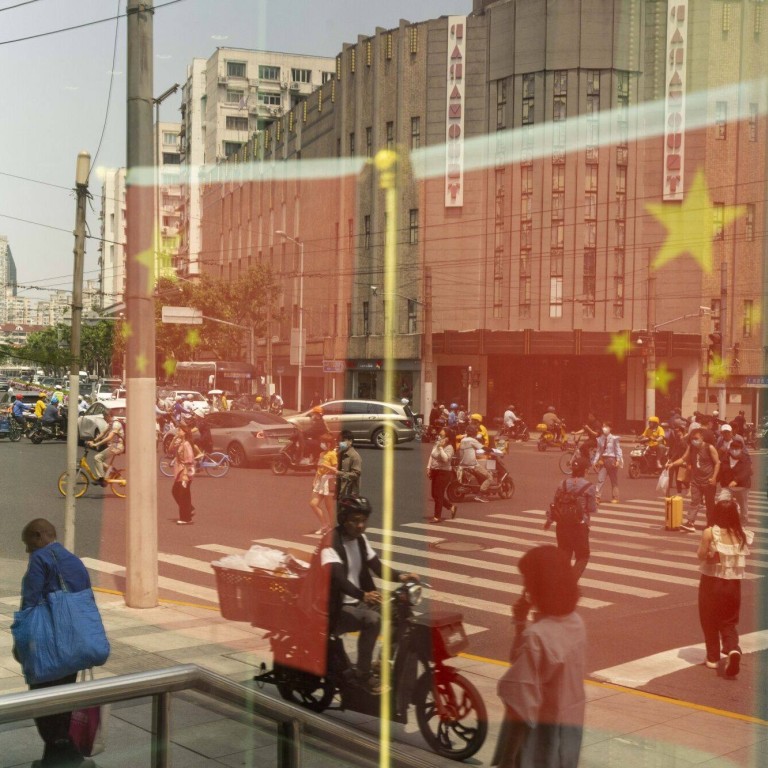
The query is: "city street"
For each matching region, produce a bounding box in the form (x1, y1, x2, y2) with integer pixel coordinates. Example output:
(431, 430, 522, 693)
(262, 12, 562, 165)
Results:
(1, 436, 765, 721)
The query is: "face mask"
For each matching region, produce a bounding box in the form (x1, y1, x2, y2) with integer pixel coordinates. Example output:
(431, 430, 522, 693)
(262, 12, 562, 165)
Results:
(691, 439, 702, 447)
(338, 441, 348, 450)
(602, 427, 610, 435)
(320, 443, 328, 450)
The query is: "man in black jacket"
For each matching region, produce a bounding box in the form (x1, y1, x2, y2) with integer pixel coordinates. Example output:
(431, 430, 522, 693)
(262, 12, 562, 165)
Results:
(320, 496, 418, 693)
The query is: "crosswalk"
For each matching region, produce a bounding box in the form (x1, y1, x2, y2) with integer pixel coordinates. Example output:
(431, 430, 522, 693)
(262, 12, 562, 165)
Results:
(83, 491, 767, 636)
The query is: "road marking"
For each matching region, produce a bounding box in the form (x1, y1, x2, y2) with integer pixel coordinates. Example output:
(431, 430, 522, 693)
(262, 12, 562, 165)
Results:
(398, 525, 664, 598)
(81, 557, 219, 603)
(628, 499, 768, 532)
(592, 629, 768, 687)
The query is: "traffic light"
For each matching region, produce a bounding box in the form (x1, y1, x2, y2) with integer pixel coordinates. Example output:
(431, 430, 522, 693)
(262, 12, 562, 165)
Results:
(707, 332, 722, 365)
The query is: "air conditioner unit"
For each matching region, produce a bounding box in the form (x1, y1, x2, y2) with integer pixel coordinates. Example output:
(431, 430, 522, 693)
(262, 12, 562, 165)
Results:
(217, 76, 228, 85)
(290, 81, 301, 90)
(280, 81, 289, 90)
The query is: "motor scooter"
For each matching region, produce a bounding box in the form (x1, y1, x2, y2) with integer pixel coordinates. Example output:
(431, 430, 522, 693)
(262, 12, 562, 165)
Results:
(494, 415, 530, 442)
(445, 449, 515, 502)
(628, 438, 667, 478)
(29, 408, 68, 444)
(270, 434, 318, 475)
(254, 579, 487, 761)
(535, 420, 569, 451)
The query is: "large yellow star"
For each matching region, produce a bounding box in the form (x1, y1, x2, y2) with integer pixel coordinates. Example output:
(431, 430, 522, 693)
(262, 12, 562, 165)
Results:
(163, 357, 177, 378)
(709, 355, 728, 385)
(185, 328, 201, 348)
(647, 169, 746, 274)
(650, 362, 675, 395)
(607, 331, 633, 362)
(134, 353, 148, 375)
(120, 320, 132, 341)
(134, 248, 157, 293)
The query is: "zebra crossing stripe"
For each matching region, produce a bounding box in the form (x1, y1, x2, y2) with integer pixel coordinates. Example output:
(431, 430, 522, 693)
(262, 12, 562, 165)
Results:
(253, 536, 611, 610)
(81, 557, 220, 603)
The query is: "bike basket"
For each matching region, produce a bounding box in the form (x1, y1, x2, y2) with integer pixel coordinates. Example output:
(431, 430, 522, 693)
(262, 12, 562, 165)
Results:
(212, 565, 256, 621)
(251, 571, 305, 631)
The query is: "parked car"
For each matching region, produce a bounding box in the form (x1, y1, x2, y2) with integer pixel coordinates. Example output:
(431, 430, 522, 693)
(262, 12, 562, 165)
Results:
(77, 399, 127, 444)
(94, 379, 123, 402)
(205, 410, 297, 467)
(158, 389, 211, 415)
(286, 399, 417, 449)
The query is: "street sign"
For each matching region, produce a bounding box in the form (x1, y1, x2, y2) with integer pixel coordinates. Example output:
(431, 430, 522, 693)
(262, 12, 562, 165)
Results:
(161, 306, 203, 325)
(289, 328, 306, 366)
(323, 360, 345, 373)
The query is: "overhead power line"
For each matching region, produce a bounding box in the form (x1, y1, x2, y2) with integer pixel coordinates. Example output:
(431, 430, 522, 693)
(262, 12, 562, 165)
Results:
(0, 0, 45, 12)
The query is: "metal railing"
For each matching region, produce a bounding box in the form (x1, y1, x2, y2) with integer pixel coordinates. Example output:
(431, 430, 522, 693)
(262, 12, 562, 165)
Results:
(0, 664, 436, 768)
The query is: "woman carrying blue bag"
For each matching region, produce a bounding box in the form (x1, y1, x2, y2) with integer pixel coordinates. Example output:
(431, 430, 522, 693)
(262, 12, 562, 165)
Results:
(11, 518, 109, 768)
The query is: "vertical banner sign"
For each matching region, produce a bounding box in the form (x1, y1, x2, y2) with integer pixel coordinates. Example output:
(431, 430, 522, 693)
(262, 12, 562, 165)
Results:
(663, 1, 688, 201)
(445, 16, 467, 207)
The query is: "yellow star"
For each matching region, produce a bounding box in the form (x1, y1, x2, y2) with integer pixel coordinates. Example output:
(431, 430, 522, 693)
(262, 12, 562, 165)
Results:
(120, 320, 132, 341)
(607, 331, 633, 362)
(650, 362, 675, 395)
(647, 169, 746, 274)
(134, 353, 148, 375)
(162, 357, 177, 378)
(185, 328, 201, 348)
(134, 248, 157, 292)
(709, 355, 728, 384)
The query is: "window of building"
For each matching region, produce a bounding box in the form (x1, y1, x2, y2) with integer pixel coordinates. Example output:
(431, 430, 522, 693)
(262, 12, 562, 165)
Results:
(162, 152, 180, 164)
(522, 74, 535, 125)
(366, 127, 373, 157)
(585, 165, 598, 192)
(495, 169, 506, 225)
(497, 80, 507, 130)
(521, 221, 532, 249)
(259, 65, 280, 81)
(364, 215, 371, 250)
(711, 298, 722, 330)
(713, 202, 724, 239)
(322, 70, 334, 84)
(362, 300, 369, 335)
(408, 25, 418, 54)
(616, 193, 626, 220)
(258, 92, 281, 106)
(227, 61, 246, 78)
(552, 192, 564, 221)
(749, 103, 758, 141)
(409, 209, 419, 245)
(493, 248, 504, 318)
(519, 275, 531, 317)
(226, 89, 244, 104)
(386, 121, 394, 150)
(346, 302, 352, 336)
(551, 223, 564, 250)
(745, 203, 755, 240)
(584, 191, 597, 220)
(411, 117, 421, 149)
(163, 132, 179, 145)
(583, 248, 596, 314)
(223, 141, 242, 157)
(615, 248, 625, 275)
(403, 299, 416, 333)
(584, 221, 596, 248)
(613, 276, 624, 318)
(552, 165, 565, 192)
(549, 277, 563, 318)
(521, 193, 532, 221)
(349, 132, 355, 155)
(291, 68, 312, 83)
(226, 116, 249, 131)
(616, 166, 627, 195)
(715, 101, 727, 139)
(743, 300, 754, 338)
(350, 48, 356, 73)
(521, 166, 533, 194)
(587, 70, 600, 95)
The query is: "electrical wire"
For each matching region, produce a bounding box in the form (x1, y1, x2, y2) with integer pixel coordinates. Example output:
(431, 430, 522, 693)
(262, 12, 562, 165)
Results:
(0, 0, 45, 12)
(0, 0, 185, 46)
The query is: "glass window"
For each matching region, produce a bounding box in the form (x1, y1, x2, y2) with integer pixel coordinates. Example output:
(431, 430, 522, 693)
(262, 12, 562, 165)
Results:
(227, 61, 246, 78)
(364, 215, 371, 250)
(522, 74, 535, 125)
(497, 80, 507, 130)
(743, 300, 754, 338)
(290, 68, 312, 83)
(409, 209, 419, 245)
(386, 121, 394, 150)
(713, 202, 724, 239)
(258, 93, 281, 106)
(552, 165, 565, 192)
(226, 89, 244, 104)
(408, 300, 418, 333)
(745, 203, 755, 240)
(549, 277, 563, 318)
(259, 65, 281, 81)
(366, 127, 373, 157)
(163, 132, 179, 145)
(349, 132, 355, 155)
(749, 103, 758, 141)
(715, 101, 727, 139)
(411, 117, 421, 149)
(226, 116, 249, 131)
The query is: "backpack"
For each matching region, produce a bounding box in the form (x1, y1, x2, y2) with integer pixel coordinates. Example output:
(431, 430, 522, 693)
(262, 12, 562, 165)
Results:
(549, 480, 590, 525)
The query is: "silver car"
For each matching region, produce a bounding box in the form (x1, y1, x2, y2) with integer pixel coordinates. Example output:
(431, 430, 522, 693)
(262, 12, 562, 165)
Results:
(287, 399, 416, 449)
(77, 399, 127, 443)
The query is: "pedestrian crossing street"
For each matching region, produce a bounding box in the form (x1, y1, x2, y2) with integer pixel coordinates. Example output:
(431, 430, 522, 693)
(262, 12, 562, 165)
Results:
(82, 491, 767, 636)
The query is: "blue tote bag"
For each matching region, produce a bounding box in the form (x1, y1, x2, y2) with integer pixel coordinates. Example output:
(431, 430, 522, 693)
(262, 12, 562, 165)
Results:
(11, 554, 110, 684)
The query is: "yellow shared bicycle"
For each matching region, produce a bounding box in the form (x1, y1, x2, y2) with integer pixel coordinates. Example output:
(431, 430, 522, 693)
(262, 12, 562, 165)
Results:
(57, 448, 127, 499)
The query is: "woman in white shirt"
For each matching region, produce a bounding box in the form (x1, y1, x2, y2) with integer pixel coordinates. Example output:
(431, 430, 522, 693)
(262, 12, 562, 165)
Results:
(696, 498, 754, 677)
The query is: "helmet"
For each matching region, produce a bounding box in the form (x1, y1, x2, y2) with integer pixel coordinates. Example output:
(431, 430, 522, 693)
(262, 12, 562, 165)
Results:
(311, 406, 324, 415)
(55, 385, 62, 390)
(450, 403, 458, 410)
(648, 416, 660, 424)
(547, 406, 556, 413)
(15, 393, 23, 400)
(38, 393, 46, 399)
(186, 394, 194, 400)
(401, 398, 409, 405)
(175, 395, 182, 401)
(337, 495, 373, 523)
(471, 413, 483, 423)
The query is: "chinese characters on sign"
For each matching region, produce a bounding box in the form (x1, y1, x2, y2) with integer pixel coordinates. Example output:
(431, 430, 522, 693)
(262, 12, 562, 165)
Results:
(663, 0, 688, 201)
(445, 16, 466, 207)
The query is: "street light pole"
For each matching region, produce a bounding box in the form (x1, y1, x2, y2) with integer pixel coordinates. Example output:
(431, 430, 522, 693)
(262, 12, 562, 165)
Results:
(276, 231, 304, 410)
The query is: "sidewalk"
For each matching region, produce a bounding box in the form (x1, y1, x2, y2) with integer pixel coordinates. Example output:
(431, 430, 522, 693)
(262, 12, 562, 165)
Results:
(0, 558, 766, 767)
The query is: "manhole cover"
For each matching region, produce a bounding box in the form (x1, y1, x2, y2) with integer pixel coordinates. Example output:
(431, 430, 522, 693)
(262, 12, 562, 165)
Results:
(431, 540, 486, 552)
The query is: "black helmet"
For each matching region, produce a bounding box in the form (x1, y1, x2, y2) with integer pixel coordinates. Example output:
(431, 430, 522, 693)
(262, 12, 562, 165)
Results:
(337, 495, 373, 523)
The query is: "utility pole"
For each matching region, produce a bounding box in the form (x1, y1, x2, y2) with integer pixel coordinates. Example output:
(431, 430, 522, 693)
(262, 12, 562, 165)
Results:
(718, 261, 727, 415)
(422, 266, 433, 417)
(126, 0, 157, 608)
(645, 267, 657, 420)
(63, 151, 90, 551)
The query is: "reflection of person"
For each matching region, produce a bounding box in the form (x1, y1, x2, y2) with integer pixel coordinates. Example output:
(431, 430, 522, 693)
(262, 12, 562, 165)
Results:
(310, 433, 339, 534)
(427, 427, 457, 522)
(494, 546, 586, 768)
(696, 499, 754, 676)
(15, 519, 98, 768)
(320, 496, 418, 694)
(668, 428, 720, 532)
(88, 417, 125, 486)
(336, 430, 362, 499)
(172, 424, 196, 525)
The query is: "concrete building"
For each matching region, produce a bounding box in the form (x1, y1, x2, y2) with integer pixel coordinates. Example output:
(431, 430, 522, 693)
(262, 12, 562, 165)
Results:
(98, 168, 127, 313)
(0, 235, 18, 324)
(177, 48, 336, 279)
(155, 121, 183, 277)
(198, 0, 765, 425)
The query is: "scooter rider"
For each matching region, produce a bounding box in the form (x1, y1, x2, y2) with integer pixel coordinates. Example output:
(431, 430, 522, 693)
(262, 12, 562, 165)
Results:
(639, 415, 667, 469)
(297, 406, 329, 464)
(470, 413, 490, 448)
(320, 496, 419, 694)
(11, 394, 34, 427)
(542, 405, 565, 442)
(503, 404, 520, 431)
(458, 424, 493, 502)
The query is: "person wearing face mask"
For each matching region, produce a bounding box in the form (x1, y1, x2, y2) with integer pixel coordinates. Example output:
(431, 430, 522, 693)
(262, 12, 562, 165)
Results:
(716, 423, 746, 460)
(668, 428, 720, 532)
(717, 439, 752, 526)
(336, 429, 362, 500)
(593, 422, 622, 504)
(309, 432, 339, 535)
(427, 427, 457, 522)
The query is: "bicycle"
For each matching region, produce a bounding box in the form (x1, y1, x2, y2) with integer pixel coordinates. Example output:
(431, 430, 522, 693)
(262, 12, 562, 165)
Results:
(57, 448, 127, 498)
(559, 435, 598, 476)
(159, 449, 230, 478)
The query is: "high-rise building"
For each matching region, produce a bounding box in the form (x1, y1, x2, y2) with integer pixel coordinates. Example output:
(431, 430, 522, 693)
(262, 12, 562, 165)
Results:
(155, 121, 183, 277)
(177, 47, 335, 278)
(98, 168, 127, 313)
(0, 235, 18, 324)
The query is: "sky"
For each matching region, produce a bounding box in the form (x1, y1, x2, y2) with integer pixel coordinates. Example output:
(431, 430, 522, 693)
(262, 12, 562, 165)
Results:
(0, 0, 470, 306)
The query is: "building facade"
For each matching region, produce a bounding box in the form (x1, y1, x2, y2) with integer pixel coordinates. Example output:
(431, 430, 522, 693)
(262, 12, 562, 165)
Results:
(98, 167, 127, 313)
(198, 0, 765, 425)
